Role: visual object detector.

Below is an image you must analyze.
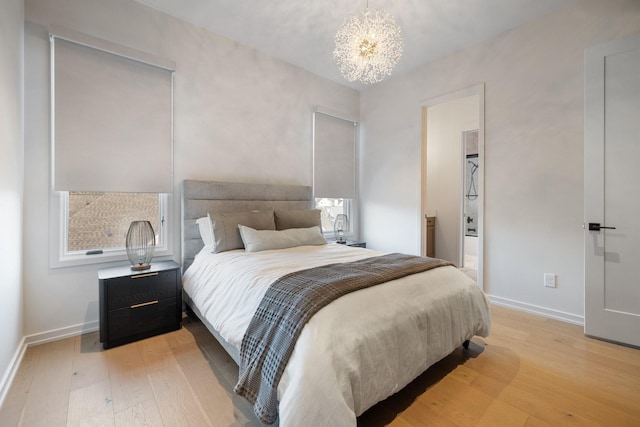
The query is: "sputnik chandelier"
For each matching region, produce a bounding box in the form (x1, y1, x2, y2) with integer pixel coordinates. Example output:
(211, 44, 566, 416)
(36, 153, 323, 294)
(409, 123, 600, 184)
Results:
(333, 2, 403, 84)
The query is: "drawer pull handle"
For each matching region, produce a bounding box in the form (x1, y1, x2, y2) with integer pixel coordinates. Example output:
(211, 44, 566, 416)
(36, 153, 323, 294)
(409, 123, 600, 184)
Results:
(131, 272, 159, 279)
(130, 300, 159, 309)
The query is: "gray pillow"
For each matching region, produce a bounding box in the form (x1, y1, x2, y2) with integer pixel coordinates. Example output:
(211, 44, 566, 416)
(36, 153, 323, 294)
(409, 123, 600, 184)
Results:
(274, 209, 321, 230)
(209, 210, 275, 253)
(239, 225, 327, 253)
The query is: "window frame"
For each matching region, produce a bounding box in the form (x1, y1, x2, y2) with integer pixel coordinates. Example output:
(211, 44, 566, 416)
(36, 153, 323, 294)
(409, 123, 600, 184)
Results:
(49, 191, 172, 268)
(314, 197, 356, 240)
(47, 27, 175, 268)
(312, 107, 359, 242)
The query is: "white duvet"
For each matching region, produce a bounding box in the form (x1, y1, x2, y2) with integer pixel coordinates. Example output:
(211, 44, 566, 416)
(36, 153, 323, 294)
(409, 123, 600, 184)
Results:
(182, 244, 491, 427)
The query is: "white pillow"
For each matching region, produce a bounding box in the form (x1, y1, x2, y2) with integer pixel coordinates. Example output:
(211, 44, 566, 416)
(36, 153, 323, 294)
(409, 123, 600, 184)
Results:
(239, 225, 327, 253)
(196, 214, 215, 249)
(281, 227, 328, 245)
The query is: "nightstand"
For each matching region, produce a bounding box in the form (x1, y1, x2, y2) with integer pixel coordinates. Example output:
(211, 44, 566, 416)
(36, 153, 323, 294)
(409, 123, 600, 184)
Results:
(345, 241, 367, 248)
(99, 260, 181, 349)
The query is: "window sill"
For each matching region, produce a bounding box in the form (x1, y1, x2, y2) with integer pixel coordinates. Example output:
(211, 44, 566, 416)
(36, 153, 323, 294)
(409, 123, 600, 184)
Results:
(50, 246, 172, 269)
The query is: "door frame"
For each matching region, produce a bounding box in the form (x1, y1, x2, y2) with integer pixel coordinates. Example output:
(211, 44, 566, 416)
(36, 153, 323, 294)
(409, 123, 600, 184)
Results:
(420, 83, 485, 289)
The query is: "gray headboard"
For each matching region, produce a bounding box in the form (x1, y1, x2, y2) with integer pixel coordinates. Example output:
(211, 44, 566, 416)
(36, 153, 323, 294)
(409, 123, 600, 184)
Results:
(181, 180, 313, 271)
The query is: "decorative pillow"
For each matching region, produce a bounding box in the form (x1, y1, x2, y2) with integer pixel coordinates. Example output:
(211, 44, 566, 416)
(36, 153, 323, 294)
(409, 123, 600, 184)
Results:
(196, 214, 215, 248)
(281, 227, 327, 245)
(274, 209, 322, 230)
(239, 225, 327, 253)
(209, 210, 275, 253)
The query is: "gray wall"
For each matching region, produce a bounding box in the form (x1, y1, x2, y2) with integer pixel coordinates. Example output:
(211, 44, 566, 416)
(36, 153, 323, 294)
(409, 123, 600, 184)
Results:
(360, 0, 640, 322)
(23, 0, 359, 338)
(14, 0, 640, 376)
(0, 0, 25, 398)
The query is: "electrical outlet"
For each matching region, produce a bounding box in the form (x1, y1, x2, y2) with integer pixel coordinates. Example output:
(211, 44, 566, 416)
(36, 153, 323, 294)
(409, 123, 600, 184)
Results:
(544, 273, 557, 288)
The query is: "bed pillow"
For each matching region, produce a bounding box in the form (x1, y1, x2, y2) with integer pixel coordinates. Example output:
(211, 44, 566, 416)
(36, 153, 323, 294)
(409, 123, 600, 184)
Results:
(196, 214, 215, 248)
(274, 209, 321, 230)
(209, 210, 276, 253)
(239, 225, 327, 253)
(281, 226, 327, 245)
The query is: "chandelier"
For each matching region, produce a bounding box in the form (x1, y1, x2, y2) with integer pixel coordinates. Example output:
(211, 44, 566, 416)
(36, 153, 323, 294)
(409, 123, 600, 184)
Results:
(333, 5, 403, 84)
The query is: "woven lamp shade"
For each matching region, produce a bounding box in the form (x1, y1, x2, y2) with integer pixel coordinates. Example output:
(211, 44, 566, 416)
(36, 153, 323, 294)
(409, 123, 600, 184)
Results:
(334, 214, 348, 244)
(126, 220, 156, 270)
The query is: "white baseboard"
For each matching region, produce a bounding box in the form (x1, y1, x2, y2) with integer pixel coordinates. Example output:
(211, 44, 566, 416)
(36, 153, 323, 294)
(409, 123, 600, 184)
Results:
(23, 320, 99, 346)
(0, 336, 26, 411)
(0, 320, 99, 410)
(488, 294, 584, 326)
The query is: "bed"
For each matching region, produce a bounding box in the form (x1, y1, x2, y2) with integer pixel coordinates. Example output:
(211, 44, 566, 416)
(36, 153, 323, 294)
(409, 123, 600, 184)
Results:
(181, 179, 491, 427)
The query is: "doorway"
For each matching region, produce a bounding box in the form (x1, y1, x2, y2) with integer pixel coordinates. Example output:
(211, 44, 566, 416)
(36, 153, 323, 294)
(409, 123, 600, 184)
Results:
(421, 84, 485, 289)
(463, 129, 479, 274)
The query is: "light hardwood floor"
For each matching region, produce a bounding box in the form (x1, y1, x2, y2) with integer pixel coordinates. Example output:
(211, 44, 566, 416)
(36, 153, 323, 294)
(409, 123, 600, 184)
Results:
(1, 305, 639, 426)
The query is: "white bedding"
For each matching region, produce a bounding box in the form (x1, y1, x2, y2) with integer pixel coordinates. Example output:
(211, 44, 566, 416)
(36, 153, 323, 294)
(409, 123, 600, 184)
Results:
(182, 243, 491, 427)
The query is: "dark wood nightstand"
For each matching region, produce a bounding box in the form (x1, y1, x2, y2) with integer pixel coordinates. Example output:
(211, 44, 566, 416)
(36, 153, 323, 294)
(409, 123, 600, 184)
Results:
(99, 260, 181, 349)
(345, 241, 366, 248)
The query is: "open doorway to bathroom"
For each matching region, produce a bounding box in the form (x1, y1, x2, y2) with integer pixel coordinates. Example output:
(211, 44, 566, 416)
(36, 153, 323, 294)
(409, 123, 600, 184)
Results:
(463, 129, 479, 280)
(421, 84, 484, 289)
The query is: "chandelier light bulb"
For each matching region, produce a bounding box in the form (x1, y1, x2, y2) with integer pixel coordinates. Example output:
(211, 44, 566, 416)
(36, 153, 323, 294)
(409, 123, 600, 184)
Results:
(334, 7, 403, 84)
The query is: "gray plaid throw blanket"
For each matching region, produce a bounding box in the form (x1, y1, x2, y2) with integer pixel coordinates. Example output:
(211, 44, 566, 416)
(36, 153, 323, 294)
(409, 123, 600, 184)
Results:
(234, 253, 453, 424)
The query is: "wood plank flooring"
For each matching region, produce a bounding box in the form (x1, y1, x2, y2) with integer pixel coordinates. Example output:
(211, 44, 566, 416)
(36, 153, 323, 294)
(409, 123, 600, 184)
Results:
(1, 305, 639, 426)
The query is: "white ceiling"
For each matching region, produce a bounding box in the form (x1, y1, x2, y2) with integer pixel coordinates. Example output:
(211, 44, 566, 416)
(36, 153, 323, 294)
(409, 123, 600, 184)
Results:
(136, 0, 575, 90)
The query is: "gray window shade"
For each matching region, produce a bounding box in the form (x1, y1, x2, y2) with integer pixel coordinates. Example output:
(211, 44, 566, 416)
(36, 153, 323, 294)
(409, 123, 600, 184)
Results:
(52, 29, 174, 193)
(313, 112, 356, 199)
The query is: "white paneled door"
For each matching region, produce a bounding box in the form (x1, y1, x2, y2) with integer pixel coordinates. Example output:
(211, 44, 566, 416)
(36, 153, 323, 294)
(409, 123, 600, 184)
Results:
(584, 34, 640, 347)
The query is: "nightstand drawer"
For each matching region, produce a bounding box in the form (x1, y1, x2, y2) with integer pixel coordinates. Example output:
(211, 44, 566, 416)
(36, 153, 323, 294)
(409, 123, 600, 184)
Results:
(99, 260, 181, 349)
(108, 297, 178, 343)
(107, 269, 177, 310)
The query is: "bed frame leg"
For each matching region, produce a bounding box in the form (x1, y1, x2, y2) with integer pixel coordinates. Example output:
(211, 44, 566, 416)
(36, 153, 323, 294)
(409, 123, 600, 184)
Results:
(462, 340, 470, 349)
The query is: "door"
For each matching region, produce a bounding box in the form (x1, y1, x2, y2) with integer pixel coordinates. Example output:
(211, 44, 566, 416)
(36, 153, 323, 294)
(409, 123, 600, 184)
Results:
(584, 33, 640, 347)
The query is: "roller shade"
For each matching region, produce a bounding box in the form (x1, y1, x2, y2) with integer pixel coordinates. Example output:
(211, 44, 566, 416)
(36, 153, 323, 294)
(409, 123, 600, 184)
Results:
(313, 112, 357, 199)
(51, 27, 174, 193)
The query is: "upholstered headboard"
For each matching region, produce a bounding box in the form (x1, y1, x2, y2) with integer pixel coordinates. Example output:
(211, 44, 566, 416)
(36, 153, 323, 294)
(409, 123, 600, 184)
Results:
(181, 180, 313, 272)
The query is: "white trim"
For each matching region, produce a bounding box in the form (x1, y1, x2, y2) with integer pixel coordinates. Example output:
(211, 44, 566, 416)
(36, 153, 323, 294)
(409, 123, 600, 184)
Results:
(421, 83, 485, 107)
(50, 192, 172, 269)
(312, 109, 360, 237)
(421, 83, 485, 290)
(23, 321, 99, 347)
(0, 337, 26, 410)
(0, 321, 100, 409)
(489, 294, 584, 326)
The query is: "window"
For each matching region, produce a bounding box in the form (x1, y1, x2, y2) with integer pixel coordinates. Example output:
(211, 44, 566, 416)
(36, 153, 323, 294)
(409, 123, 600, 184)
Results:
(315, 198, 351, 235)
(313, 109, 358, 239)
(65, 192, 164, 253)
(49, 27, 174, 267)
(54, 192, 170, 266)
